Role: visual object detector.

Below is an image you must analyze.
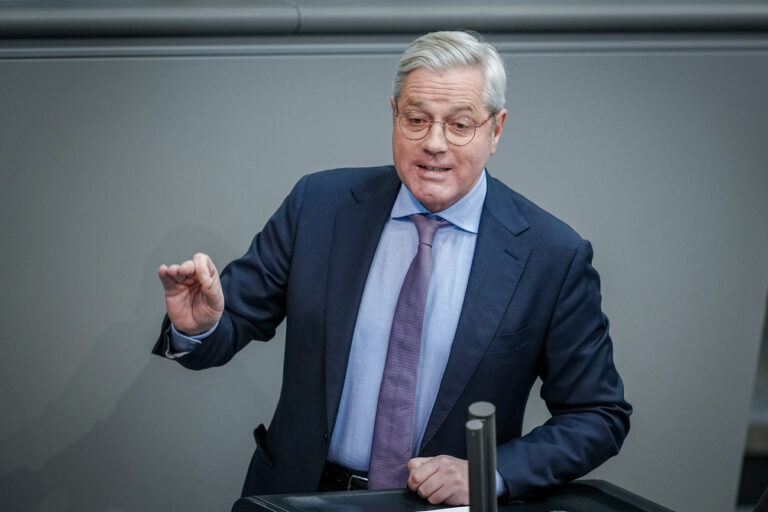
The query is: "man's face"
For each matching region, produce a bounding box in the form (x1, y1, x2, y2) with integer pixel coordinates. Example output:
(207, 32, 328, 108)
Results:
(391, 66, 507, 213)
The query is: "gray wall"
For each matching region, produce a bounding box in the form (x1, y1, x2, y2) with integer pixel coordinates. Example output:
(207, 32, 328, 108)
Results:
(1, 3, 768, 512)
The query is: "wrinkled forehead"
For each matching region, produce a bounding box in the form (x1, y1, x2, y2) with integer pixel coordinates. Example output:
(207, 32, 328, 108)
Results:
(398, 63, 485, 94)
(396, 66, 487, 115)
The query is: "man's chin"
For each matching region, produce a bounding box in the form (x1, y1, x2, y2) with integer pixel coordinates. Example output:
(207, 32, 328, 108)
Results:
(414, 193, 452, 213)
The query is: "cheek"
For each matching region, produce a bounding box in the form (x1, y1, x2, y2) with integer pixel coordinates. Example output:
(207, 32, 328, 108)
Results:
(392, 136, 409, 164)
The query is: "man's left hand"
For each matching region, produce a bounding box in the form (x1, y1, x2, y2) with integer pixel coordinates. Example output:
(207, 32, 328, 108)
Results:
(407, 455, 469, 505)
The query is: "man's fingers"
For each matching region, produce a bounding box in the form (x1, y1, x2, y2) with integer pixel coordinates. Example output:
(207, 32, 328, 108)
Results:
(192, 253, 216, 290)
(192, 253, 225, 314)
(407, 457, 428, 472)
(408, 457, 438, 498)
(158, 261, 190, 287)
(408, 455, 469, 506)
(158, 255, 217, 294)
(157, 264, 173, 285)
(179, 259, 197, 278)
(408, 457, 436, 486)
(191, 253, 221, 298)
(422, 484, 453, 506)
(159, 263, 188, 289)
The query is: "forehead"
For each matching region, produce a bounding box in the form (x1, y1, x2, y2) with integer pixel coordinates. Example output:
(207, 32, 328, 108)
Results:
(399, 66, 485, 113)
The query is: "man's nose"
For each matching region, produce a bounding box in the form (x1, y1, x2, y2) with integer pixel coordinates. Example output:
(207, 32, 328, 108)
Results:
(421, 122, 449, 153)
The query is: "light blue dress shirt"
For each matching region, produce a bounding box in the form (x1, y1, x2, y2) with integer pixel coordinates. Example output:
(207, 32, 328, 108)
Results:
(328, 172, 486, 471)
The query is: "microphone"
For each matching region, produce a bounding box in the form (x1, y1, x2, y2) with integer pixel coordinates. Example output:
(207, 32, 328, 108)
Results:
(466, 401, 497, 512)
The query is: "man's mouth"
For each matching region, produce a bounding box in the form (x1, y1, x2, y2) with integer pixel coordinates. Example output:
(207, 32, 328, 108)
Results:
(418, 165, 450, 172)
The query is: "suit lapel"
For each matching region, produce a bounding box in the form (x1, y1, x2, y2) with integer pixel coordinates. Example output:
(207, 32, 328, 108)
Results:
(421, 176, 531, 449)
(324, 170, 401, 433)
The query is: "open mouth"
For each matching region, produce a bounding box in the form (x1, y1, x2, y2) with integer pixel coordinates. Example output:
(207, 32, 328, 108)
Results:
(419, 165, 450, 172)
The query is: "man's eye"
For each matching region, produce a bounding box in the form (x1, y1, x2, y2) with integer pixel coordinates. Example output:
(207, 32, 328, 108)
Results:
(450, 119, 473, 131)
(406, 116, 427, 127)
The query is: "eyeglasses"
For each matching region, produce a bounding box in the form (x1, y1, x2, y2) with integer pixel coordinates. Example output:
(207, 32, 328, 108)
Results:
(394, 110, 493, 146)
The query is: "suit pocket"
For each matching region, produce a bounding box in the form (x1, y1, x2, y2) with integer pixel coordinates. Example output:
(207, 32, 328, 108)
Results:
(253, 423, 276, 469)
(486, 324, 532, 354)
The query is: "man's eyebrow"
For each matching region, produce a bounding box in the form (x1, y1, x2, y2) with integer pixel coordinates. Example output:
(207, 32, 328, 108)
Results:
(449, 106, 475, 115)
(402, 100, 424, 110)
(401, 102, 477, 116)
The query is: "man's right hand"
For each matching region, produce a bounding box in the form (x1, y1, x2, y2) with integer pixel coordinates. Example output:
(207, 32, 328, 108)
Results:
(158, 252, 225, 336)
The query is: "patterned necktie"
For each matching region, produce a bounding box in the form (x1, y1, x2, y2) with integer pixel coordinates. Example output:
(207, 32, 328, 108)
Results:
(368, 213, 451, 489)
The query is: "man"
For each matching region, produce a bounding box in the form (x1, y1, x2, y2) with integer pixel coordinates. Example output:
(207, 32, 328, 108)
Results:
(154, 31, 631, 506)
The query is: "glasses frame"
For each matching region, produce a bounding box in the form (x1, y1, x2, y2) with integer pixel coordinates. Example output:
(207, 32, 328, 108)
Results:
(393, 110, 494, 146)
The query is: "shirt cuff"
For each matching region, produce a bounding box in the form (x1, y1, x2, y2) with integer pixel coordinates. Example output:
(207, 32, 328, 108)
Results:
(496, 471, 508, 497)
(165, 322, 218, 359)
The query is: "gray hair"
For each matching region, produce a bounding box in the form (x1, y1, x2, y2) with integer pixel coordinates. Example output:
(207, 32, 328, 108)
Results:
(393, 30, 506, 114)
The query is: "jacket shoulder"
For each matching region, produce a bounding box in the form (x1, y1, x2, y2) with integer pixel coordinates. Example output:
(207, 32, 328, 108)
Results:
(302, 165, 397, 192)
(487, 175, 585, 250)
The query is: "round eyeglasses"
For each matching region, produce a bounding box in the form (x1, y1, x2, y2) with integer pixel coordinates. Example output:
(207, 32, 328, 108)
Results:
(394, 110, 493, 146)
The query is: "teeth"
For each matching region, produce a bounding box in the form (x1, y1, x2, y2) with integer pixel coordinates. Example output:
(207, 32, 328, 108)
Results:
(420, 165, 449, 171)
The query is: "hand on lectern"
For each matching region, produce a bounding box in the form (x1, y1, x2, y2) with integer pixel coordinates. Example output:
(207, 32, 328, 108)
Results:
(407, 455, 470, 506)
(158, 252, 224, 335)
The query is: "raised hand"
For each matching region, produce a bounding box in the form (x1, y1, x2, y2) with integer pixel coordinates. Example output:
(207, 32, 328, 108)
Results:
(157, 252, 224, 335)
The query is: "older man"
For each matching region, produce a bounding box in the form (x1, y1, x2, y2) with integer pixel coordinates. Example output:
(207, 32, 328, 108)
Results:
(154, 31, 631, 506)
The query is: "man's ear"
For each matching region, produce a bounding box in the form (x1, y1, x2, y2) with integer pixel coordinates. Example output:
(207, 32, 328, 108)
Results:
(490, 109, 508, 155)
(390, 96, 396, 111)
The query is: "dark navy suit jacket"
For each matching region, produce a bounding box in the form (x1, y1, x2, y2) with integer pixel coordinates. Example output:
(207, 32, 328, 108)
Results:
(153, 165, 631, 499)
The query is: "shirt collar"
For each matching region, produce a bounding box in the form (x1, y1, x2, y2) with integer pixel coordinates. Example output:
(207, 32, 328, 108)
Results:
(391, 170, 487, 234)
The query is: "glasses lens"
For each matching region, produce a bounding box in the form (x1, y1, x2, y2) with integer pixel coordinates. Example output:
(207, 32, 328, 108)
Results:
(399, 112, 430, 139)
(445, 119, 476, 146)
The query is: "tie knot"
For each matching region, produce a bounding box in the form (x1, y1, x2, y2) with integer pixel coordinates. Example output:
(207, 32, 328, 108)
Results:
(411, 213, 451, 246)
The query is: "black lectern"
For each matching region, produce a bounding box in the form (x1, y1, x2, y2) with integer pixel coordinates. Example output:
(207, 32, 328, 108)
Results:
(232, 479, 674, 512)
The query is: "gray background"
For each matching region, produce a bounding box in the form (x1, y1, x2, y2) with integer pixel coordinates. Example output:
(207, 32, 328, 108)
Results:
(1, 2, 768, 511)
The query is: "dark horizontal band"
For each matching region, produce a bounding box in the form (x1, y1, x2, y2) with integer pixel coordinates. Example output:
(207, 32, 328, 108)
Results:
(3, 1, 768, 39)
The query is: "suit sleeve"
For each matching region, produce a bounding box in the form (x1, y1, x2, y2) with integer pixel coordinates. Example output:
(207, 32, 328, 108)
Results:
(151, 176, 308, 370)
(497, 239, 632, 497)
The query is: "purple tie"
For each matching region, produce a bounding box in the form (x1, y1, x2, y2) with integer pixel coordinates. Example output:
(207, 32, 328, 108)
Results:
(368, 213, 451, 489)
